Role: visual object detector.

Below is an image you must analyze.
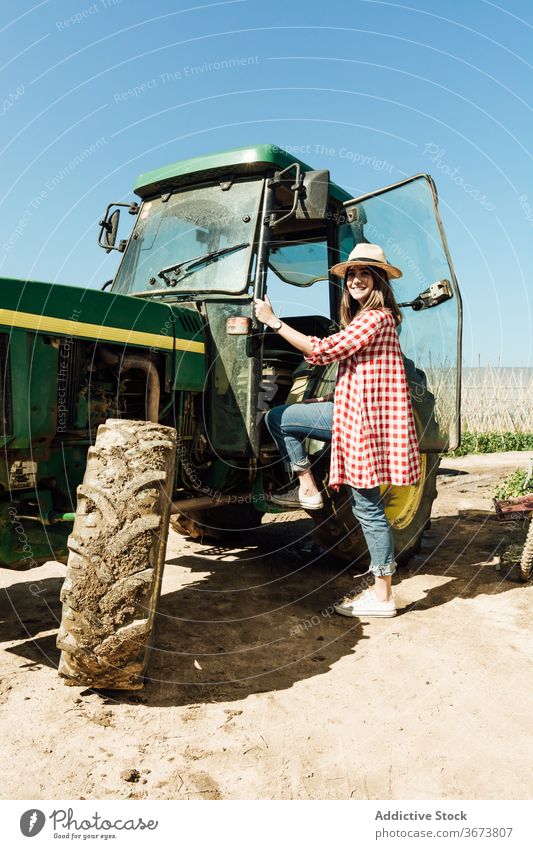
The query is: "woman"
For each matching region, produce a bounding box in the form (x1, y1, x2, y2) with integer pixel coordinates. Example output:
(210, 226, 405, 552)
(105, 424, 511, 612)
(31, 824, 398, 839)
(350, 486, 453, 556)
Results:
(254, 243, 421, 618)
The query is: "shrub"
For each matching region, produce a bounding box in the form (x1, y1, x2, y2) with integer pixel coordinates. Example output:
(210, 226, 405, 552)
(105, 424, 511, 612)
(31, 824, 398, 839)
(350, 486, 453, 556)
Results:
(446, 431, 533, 457)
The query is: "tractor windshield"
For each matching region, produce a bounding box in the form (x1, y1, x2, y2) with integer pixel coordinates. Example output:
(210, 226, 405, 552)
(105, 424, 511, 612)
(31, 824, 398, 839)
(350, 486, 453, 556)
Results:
(112, 179, 262, 295)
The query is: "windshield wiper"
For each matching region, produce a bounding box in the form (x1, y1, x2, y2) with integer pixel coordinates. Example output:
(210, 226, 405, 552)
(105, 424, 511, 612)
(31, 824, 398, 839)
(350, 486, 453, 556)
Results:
(156, 242, 250, 287)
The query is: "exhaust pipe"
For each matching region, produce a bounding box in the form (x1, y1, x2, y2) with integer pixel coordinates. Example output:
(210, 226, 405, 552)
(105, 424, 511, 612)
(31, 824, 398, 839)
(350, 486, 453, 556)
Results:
(99, 347, 160, 423)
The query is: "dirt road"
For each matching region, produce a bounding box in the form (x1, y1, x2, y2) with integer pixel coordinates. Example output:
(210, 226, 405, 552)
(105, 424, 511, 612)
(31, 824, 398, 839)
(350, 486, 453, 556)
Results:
(1, 452, 532, 800)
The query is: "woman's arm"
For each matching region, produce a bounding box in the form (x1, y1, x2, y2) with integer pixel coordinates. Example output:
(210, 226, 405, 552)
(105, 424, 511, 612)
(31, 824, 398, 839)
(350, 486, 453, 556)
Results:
(304, 310, 389, 365)
(254, 295, 313, 355)
(254, 295, 389, 365)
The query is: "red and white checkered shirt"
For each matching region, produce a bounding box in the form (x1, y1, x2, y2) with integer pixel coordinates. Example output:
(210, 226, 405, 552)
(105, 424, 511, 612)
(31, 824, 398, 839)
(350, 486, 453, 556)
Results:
(305, 309, 421, 490)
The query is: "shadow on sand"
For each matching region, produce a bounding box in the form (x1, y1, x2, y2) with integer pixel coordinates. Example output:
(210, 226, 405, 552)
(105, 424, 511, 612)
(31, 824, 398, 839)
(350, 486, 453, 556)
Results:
(1, 509, 527, 706)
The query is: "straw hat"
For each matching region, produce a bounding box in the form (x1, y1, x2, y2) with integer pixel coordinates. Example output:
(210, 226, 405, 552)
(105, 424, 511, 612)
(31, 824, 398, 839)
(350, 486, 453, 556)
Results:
(330, 243, 402, 279)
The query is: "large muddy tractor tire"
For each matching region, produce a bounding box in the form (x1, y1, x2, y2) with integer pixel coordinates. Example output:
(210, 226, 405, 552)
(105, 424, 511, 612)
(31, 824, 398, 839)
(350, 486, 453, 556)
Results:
(57, 419, 177, 690)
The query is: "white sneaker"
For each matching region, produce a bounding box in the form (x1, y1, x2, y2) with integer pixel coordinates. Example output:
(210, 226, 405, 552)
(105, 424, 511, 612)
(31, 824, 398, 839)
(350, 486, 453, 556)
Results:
(268, 484, 324, 510)
(333, 588, 397, 618)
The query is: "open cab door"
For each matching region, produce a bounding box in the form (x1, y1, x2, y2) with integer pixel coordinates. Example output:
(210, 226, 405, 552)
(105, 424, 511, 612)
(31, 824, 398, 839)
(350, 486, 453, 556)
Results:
(307, 174, 463, 564)
(341, 174, 462, 452)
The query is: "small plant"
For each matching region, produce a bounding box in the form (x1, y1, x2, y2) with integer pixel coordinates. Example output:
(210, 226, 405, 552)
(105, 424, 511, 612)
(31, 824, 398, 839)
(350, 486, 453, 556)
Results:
(500, 541, 527, 564)
(494, 463, 533, 501)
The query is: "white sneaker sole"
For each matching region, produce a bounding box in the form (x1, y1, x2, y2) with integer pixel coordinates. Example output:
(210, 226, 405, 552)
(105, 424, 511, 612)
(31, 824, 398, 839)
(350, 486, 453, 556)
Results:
(333, 604, 397, 618)
(268, 494, 324, 511)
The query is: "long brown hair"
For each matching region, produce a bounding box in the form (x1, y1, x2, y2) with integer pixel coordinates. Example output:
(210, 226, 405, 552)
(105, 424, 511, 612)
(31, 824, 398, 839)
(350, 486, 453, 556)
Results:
(339, 265, 402, 328)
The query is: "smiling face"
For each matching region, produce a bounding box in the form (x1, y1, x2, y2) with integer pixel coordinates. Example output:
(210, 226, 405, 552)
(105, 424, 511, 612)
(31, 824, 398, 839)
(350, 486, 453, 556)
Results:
(346, 265, 375, 304)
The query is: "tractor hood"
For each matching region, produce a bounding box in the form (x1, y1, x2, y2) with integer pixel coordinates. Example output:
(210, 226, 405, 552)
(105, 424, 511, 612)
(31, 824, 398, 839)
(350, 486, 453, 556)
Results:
(0, 276, 204, 355)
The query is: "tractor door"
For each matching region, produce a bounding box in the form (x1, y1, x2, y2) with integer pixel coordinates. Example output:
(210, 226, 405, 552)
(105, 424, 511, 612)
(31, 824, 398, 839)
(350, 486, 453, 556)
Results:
(342, 174, 462, 451)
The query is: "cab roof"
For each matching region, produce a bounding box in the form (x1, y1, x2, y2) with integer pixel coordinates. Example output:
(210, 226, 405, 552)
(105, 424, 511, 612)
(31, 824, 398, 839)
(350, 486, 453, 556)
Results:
(134, 143, 352, 204)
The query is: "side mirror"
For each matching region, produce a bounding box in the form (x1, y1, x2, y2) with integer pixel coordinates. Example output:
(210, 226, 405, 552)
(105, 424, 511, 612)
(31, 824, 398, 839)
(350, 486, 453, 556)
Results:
(98, 201, 139, 253)
(399, 280, 453, 311)
(296, 170, 330, 220)
(104, 209, 120, 252)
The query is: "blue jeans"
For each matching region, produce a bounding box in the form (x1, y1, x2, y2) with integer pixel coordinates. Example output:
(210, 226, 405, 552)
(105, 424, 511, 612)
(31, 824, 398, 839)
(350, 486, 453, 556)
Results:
(264, 402, 396, 577)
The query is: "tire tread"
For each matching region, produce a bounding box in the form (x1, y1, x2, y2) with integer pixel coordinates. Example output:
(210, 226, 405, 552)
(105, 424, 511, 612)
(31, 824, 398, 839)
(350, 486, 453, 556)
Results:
(57, 419, 176, 690)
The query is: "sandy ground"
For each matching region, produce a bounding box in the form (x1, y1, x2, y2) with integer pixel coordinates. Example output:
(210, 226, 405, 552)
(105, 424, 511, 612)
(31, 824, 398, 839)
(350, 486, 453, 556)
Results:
(1, 451, 532, 800)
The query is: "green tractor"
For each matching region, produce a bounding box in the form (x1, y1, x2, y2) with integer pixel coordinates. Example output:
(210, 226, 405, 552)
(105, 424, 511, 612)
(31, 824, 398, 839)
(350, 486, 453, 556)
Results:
(0, 144, 461, 689)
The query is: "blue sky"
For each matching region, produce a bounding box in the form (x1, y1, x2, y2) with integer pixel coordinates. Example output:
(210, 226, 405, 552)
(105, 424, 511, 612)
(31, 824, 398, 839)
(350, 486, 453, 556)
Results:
(1, 0, 532, 366)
